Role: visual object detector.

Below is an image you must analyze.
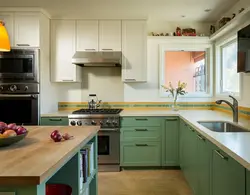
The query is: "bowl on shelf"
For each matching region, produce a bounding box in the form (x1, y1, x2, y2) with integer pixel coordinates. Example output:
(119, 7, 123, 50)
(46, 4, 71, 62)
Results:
(0, 132, 28, 147)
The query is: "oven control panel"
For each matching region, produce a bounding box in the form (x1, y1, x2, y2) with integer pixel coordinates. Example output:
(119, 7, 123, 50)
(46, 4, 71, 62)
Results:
(69, 118, 120, 128)
(0, 83, 39, 94)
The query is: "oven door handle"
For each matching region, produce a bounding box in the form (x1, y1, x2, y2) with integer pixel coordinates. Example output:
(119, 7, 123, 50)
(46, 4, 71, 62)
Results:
(0, 94, 38, 99)
(100, 128, 120, 132)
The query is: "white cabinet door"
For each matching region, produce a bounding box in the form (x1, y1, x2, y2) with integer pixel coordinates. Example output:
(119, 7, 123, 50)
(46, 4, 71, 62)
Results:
(14, 13, 40, 47)
(99, 20, 121, 51)
(76, 20, 98, 51)
(0, 12, 14, 46)
(122, 20, 147, 82)
(51, 20, 81, 82)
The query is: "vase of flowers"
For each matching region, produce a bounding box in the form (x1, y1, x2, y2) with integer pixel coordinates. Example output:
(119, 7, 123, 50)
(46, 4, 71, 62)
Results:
(162, 81, 187, 111)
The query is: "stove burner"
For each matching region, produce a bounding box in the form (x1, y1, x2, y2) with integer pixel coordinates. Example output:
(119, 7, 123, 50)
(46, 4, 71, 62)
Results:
(72, 108, 123, 115)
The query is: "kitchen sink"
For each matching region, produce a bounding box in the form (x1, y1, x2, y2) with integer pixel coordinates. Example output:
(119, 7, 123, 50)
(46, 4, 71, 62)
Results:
(197, 121, 249, 133)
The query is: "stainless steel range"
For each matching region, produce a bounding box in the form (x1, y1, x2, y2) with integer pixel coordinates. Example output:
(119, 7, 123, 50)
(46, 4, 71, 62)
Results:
(68, 108, 123, 172)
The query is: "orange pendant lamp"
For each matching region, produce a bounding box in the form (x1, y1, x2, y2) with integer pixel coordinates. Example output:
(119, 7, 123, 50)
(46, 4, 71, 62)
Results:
(0, 20, 10, 52)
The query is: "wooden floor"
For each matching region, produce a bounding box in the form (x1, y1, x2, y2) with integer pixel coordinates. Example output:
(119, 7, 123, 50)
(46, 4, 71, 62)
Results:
(98, 170, 192, 195)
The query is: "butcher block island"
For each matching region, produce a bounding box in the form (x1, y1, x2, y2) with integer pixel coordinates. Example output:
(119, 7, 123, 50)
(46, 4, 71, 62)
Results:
(0, 126, 99, 195)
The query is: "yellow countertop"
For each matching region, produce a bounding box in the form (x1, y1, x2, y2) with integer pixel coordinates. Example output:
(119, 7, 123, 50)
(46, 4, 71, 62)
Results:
(0, 126, 99, 185)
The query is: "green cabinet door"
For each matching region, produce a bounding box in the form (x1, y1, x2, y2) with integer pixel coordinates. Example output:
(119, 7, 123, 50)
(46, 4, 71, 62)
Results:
(179, 119, 185, 168)
(120, 142, 161, 166)
(164, 118, 179, 166)
(40, 117, 69, 126)
(246, 170, 250, 195)
(185, 125, 197, 195)
(196, 134, 211, 195)
(212, 147, 245, 195)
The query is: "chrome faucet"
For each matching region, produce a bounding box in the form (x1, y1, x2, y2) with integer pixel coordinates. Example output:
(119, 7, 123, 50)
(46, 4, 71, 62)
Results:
(215, 95, 238, 123)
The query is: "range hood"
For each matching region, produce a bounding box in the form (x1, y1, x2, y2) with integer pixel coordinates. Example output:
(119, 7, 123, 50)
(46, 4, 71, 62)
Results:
(72, 51, 122, 67)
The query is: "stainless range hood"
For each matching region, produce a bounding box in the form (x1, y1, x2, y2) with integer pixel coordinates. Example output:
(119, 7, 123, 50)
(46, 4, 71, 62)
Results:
(72, 51, 122, 67)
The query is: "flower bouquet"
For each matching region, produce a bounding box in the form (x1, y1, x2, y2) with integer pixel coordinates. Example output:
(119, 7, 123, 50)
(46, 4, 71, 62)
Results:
(162, 81, 187, 111)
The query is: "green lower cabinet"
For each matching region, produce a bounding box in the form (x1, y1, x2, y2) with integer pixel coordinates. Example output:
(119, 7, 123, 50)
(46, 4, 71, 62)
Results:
(184, 126, 197, 194)
(164, 118, 179, 166)
(196, 134, 211, 195)
(40, 117, 69, 126)
(211, 146, 245, 195)
(246, 170, 250, 195)
(120, 142, 161, 166)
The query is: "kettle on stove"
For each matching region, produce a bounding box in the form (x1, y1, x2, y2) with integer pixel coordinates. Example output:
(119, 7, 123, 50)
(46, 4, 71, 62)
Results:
(88, 94, 102, 109)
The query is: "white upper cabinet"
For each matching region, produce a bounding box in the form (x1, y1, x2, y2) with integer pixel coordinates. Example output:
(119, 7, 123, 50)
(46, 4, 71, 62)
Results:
(122, 20, 147, 82)
(51, 20, 81, 82)
(76, 20, 98, 51)
(99, 20, 121, 51)
(14, 12, 40, 47)
(0, 13, 14, 46)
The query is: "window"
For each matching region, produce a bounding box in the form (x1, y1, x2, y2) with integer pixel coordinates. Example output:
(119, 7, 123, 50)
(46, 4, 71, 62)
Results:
(217, 39, 240, 96)
(165, 51, 207, 93)
(159, 43, 213, 98)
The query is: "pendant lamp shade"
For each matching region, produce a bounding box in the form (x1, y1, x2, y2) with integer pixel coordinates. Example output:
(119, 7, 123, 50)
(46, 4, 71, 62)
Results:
(0, 21, 11, 52)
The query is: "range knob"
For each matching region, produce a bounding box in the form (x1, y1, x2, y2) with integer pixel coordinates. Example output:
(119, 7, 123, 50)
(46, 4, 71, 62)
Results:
(106, 120, 111, 125)
(91, 120, 97, 125)
(70, 121, 76, 126)
(112, 120, 118, 125)
(24, 86, 29, 91)
(77, 121, 82, 126)
(9, 85, 17, 92)
(0, 86, 3, 91)
(99, 121, 103, 125)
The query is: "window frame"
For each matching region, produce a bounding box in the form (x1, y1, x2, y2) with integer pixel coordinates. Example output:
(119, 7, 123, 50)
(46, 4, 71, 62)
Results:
(215, 36, 242, 99)
(159, 41, 213, 98)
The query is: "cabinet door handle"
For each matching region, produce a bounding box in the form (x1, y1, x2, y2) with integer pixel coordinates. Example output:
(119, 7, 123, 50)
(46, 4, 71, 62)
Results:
(49, 118, 62, 121)
(214, 150, 228, 160)
(166, 118, 178, 121)
(189, 127, 195, 132)
(135, 129, 148, 131)
(197, 134, 205, 141)
(16, 44, 30, 46)
(102, 49, 113, 51)
(135, 144, 148, 147)
(62, 79, 74, 82)
(85, 49, 96, 51)
(125, 79, 136, 81)
(135, 118, 148, 121)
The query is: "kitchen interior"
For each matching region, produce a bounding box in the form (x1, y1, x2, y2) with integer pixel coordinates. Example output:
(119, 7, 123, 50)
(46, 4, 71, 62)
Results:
(1, 0, 250, 195)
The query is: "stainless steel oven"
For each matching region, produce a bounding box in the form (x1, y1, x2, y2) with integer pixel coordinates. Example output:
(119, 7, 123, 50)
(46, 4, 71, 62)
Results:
(0, 83, 39, 125)
(98, 128, 120, 172)
(0, 49, 39, 83)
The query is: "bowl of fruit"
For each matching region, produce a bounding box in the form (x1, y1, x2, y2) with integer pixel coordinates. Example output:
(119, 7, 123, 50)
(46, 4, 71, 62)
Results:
(0, 122, 28, 147)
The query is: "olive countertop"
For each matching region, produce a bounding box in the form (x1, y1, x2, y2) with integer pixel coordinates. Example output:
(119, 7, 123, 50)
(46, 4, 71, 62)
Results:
(0, 126, 99, 185)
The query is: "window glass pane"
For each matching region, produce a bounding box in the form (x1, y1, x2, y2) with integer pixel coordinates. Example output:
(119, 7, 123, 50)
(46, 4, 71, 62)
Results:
(165, 51, 206, 93)
(222, 41, 239, 93)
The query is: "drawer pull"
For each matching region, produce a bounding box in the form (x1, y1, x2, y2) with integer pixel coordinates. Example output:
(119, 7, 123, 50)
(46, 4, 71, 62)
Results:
(49, 118, 62, 121)
(166, 118, 178, 121)
(85, 49, 96, 51)
(214, 150, 228, 160)
(62, 79, 74, 82)
(135, 144, 148, 147)
(125, 79, 137, 82)
(135, 118, 148, 121)
(102, 49, 113, 51)
(16, 43, 30, 46)
(197, 134, 205, 141)
(135, 129, 148, 131)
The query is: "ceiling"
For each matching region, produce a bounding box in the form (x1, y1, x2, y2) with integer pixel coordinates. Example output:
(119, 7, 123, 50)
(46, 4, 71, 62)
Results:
(0, 0, 239, 22)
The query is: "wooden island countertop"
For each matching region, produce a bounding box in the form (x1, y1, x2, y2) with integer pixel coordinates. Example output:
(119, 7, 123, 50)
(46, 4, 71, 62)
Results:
(0, 126, 99, 186)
